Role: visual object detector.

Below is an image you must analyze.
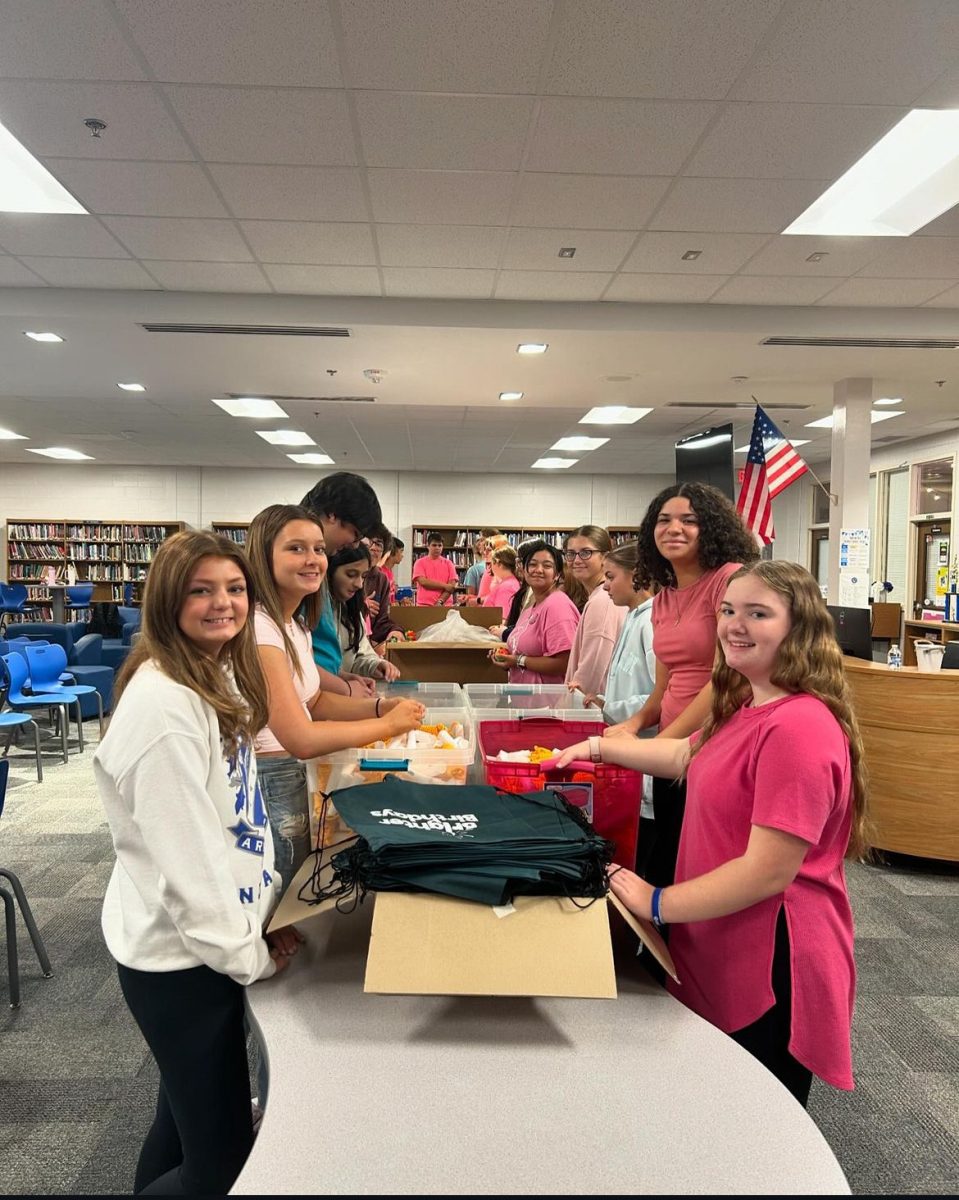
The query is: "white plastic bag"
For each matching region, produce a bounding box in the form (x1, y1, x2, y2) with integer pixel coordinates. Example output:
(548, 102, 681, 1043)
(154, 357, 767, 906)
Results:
(415, 610, 501, 644)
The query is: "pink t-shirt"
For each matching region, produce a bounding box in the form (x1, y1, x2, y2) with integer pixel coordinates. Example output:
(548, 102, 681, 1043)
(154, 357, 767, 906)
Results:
(412, 553, 458, 606)
(506, 590, 580, 684)
(381, 566, 395, 602)
(565, 584, 626, 699)
(653, 562, 742, 731)
(253, 608, 320, 754)
(486, 574, 520, 616)
(669, 694, 855, 1090)
(477, 566, 494, 600)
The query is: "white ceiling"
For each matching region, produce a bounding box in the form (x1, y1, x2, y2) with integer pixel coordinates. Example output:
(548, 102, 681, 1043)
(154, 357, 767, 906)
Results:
(0, 0, 958, 473)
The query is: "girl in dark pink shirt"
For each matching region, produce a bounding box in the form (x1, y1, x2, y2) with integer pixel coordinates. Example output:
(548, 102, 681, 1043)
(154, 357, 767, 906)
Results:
(557, 561, 869, 1106)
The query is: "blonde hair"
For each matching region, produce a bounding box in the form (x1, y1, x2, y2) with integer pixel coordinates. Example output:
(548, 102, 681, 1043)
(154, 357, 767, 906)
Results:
(115, 531, 268, 753)
(490, 545, 517, 574)
(691, 560, 871, 860)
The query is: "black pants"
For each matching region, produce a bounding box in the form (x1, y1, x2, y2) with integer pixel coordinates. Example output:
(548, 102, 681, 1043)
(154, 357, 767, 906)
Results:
(730, 908, 813, 1108)
(117, 962, 254, 1195)
(644, 775, 688, 889)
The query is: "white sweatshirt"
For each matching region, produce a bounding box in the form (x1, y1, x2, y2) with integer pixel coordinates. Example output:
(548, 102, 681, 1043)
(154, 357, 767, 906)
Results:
(95, 662, 276, 986)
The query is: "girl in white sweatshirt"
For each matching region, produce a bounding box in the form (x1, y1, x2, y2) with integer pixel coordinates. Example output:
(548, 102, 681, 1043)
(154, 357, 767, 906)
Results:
(95, 530, 301, 1195)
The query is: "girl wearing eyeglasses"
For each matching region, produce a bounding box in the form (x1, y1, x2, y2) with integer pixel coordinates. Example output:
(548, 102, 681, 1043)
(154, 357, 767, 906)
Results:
(488, 539, 580, 683)
(564, 525, 626, 701)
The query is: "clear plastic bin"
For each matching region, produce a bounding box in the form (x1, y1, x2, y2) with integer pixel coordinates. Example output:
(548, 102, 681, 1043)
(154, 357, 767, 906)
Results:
(376, 680, 467, 708)
(464, 683, 603, 724)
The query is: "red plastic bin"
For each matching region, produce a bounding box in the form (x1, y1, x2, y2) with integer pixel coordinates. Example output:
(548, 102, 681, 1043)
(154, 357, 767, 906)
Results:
(478, 717, 642, 868)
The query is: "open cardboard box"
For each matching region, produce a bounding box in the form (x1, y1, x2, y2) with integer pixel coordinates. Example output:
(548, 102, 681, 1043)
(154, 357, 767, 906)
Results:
(268, 844, 676, 999)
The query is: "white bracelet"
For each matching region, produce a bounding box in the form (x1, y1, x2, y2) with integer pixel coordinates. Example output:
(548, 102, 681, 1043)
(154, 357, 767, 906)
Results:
(517, 654, 527, 669)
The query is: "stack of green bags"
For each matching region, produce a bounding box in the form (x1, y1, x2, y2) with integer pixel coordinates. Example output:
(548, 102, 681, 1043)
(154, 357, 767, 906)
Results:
(316, 776, 614, 906)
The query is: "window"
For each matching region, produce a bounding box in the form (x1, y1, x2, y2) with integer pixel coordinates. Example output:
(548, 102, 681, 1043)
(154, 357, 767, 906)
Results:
(913, 458, 953, 518)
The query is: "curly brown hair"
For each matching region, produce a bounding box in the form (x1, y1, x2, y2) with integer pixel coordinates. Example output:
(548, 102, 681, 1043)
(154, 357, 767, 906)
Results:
(634, 482, 759, 590)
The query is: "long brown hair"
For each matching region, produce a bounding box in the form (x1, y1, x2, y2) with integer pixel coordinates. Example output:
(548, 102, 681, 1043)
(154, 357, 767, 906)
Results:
(691, 560, 871, 859)
(245, 504, 325, 680)
(115, 531, 268, 753)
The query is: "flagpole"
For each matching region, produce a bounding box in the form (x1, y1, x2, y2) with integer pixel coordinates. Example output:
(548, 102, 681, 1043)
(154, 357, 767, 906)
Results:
(750, 396, 835, 504)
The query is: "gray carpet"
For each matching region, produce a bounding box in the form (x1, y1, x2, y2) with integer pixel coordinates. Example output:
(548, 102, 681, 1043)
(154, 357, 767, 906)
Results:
(1, 722, 958, 1195)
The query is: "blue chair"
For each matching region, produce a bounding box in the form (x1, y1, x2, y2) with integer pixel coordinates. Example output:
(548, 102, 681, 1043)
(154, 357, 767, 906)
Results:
(65, 634, 114, 718)
(0, 583, 39, 636)
(23, 644, 103, 745)
(64, 584, 95, 618)
(0, 654, 69, 764)
(9, 622, 80, 658)
(123, 582, 136, 607)
(0, 760, 53, 1007)
(0, 667, 42, 782)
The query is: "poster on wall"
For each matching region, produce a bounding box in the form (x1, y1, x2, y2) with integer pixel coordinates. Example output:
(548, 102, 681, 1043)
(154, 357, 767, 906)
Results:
(838, 528, 870, 608)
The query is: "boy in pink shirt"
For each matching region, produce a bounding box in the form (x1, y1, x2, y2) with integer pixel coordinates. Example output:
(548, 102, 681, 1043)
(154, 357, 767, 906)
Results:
(411, 533, 460, 606)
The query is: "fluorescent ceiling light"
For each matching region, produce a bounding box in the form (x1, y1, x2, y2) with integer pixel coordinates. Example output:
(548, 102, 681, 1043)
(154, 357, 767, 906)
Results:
(117, 382, 146, 392)
(255, 429, 315, 446)
(499, 391, 524, 401)
(804, 410, 904, 429)
(287, 452, 335, 465)
(783, 108, 959, 237)
(213, 397, 289, 419)
(874, 396, 903, 405)
(531, 457, 578, 469)
(0, 427, 27, 440)
(551, 436, 609, 452)
(24, 331, 64, 343)
(0, 120, 86, 214)
(735, 439, 810, 453)
(517, 342, 548, 355)
(27, 446, 93, 460)
(579, 406, 652, 425)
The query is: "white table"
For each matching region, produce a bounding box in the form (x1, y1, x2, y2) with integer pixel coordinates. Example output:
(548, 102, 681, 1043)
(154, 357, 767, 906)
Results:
(235, 905, 849, 1196)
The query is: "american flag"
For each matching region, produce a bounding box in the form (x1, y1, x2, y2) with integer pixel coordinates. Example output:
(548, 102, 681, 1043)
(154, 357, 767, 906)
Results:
(736, 405, 809, 544)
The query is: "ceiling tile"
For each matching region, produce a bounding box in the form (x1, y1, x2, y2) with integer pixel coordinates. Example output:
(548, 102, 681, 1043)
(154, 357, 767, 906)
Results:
(143, 261, 270, 292)
(376, 225, 506, 269)
(262, 264, 382, 295)
(623, 232, 769, 274)
(855, 239, 959, 279)
(0, 0, 146, 79)
(915, 61, 959, 107)
(709, 275, 835, 304)
(815, 277, 958, 306)
(0, 256, 46, 286)
(494, 271, 612, 300)
(922, 282, 959, 308)
(740, 234, 887, 276)
(915, 207, 959, 238)
(0, 214, 129, 258)
(45, 160, 229, 217)
(240, 221, 375, 265)
(20, 256, 159, 288)
(103, 217, 253, 261)
(510, 174, 670, 230)
(116, 0, 342, 86)
(684, 102, 906, 180)
(209, 166, 366, 221)
(603, 273, 725, 302)
(527, 98, 717, 176)
(367, 170, 515, 225)
(649, 178, 828, 233)
(732, 0, 959, 104)
(355, 93, 533, 172)
(503, 228, 636, 271)
(165, 86, 357, 166)
(382, 268, 495, 298)
(338, 0, 553, 92)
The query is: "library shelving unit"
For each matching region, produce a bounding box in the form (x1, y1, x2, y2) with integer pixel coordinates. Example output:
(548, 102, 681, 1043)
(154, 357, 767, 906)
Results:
(410, 524, 641, 578)
(5, 518, 184, 621)
(212, 522, 249, 546)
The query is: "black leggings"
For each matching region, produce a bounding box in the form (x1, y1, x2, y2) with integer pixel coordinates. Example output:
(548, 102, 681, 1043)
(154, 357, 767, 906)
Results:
(644, 775, 688, 889)
(117, 962, 254, 1195)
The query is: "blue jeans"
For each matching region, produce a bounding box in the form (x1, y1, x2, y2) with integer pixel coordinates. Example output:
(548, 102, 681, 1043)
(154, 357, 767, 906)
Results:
(256, 755, 310, 900)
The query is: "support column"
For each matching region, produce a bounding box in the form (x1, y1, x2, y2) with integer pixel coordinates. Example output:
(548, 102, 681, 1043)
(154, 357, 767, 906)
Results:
(827, 378, 873, 604)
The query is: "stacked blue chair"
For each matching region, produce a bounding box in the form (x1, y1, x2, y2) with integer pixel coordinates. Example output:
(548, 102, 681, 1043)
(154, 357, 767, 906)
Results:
(64, 583, 95, 618)
(0, 667, 43, 783)
(0, 583, 39, 636)
(23, 644, 103, 747)
(5, 626, 114, 718)
(0, 654, 69, 763)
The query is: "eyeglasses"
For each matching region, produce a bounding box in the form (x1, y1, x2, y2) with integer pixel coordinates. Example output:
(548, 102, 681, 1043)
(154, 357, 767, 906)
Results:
(564, 548, 598, 562)
(525, 559, 557, 573)
(366, 539, 384, 549)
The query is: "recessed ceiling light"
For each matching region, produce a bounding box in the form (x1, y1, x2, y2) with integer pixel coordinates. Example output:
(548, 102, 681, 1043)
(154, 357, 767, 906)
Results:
(0, 120, 86, 214)
(735, 439, 810, 453)
(551, 436, 609, 452)
(24, 331, 64, 343)
(517, 342, 548, 355)
(531, 457, 578, 469)
(783, 108, 959, 237)
(804, 410, 904, 429)
(874, 396, 903, 405)
(27, 446, 93, 460)
(287, 452, 335, 465)
(255, 429, 315, 446)
(499, 391, 524, 401)
(117, 382, 146, 392)
(213, 397, 289, 419)
(681, 249, 702, 261)
(0, 427, 27, 440)
(579, 406, 652, 425)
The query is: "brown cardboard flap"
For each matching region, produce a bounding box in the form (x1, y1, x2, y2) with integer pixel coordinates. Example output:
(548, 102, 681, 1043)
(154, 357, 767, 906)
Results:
(266, 840, 357, 933)
(607, 892, 679, 984)
(365, 892, 617, 998)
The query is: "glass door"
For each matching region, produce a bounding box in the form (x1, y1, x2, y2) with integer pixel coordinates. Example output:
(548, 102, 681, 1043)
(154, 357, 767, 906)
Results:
(914, 520, 951, 616)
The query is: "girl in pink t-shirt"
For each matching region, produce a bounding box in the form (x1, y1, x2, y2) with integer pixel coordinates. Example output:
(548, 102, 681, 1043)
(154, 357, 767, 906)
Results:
(482, 544, 521, 616)
(563, 525, 625, 701)
(489, 540, 580, 684)
(558, 561, 869, 1105)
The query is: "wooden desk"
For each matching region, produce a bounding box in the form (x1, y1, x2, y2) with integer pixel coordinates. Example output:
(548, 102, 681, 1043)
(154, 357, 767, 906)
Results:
(386, 641, 506, 684)
(845, 659, 959, 861)
(902, 619, 959, 667)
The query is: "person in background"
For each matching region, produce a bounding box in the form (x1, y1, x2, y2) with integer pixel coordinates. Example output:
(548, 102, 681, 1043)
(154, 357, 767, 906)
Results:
(557, 561, 868, 1107)
(489, 539, 533, 642)
(94, 531, 300, 1195)
(463, 528, 501, 600)
(608, 483, 759, 889)
(246, 505, 423, 894)
(476, 533, 510, 603)
(489, 539, 580, 683)
(379, 535, 404, 603)
(564, 525, 625, 701)
(412, 532, 461, 606)
(482, 544, 521, 615)
(363, 524, 404, 649)
(328, 543, 400, 681)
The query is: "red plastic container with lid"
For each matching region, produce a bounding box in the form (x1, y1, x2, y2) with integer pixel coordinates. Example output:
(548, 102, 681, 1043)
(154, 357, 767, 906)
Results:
(478, 717, 642, 868)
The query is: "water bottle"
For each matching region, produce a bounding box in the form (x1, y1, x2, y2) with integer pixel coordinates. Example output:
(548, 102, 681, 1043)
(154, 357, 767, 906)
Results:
(887, 643, 902, 670)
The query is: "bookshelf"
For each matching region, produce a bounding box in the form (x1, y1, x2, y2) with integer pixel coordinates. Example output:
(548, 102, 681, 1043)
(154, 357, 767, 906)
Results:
(212, 523, 248, 546)
(5, 518, 184, 621)
(410, 524, 640, 578)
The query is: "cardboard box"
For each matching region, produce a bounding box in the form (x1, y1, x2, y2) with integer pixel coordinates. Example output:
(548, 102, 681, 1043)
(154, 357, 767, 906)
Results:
(386, 642, 507, 684)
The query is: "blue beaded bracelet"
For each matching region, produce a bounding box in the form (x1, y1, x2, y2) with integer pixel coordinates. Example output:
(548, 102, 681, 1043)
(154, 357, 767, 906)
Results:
(651, 886, 665, 928)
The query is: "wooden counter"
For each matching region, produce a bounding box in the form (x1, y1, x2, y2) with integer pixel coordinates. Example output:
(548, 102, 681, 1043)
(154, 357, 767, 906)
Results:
(902, 618, 959, 667)
(386, 640, 508, 684)
(844, 659, 959, 861)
